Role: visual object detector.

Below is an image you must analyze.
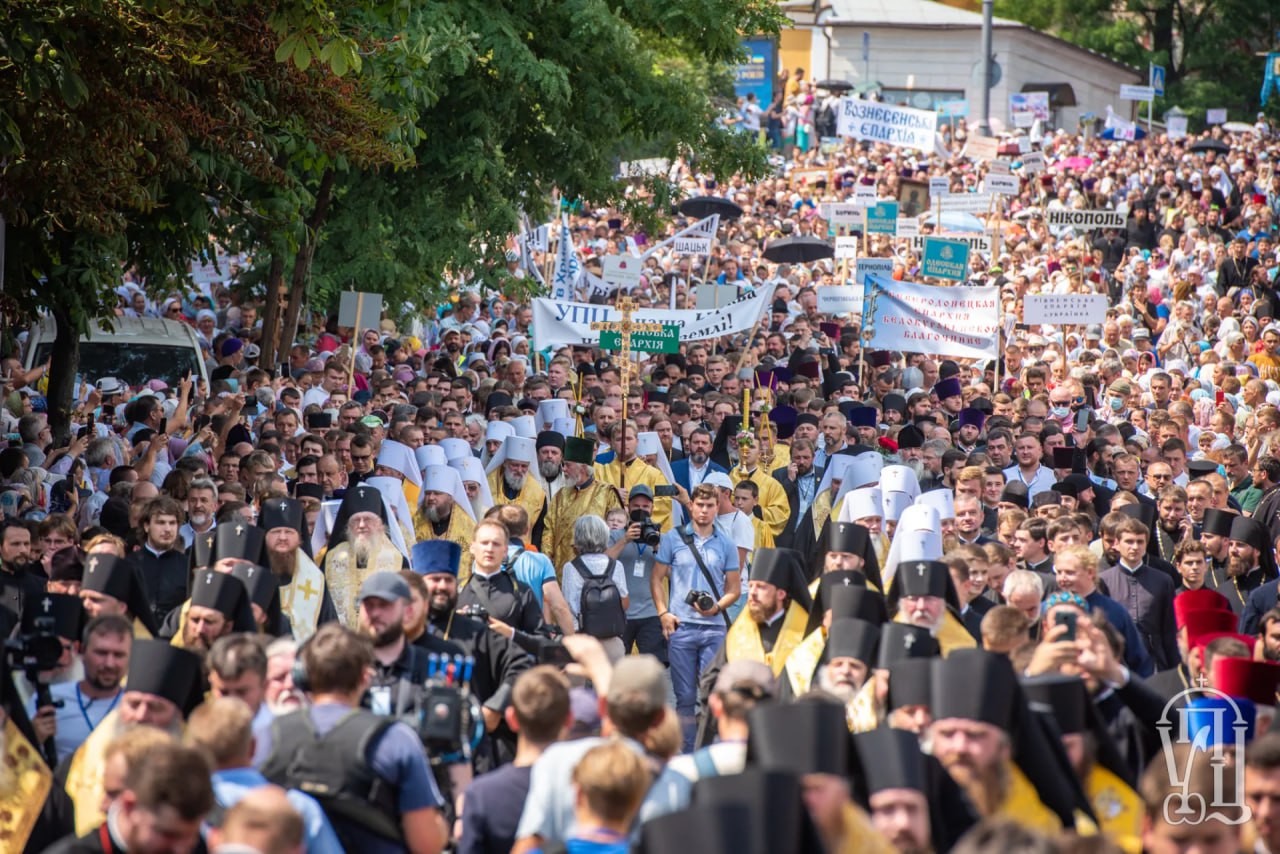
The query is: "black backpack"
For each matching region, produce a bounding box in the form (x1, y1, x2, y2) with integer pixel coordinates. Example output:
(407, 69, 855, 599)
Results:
(571, 557, 627, 638)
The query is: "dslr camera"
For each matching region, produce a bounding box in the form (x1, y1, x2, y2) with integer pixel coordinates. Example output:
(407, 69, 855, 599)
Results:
(685, 590, 717, 612)
(456, 604, 489, 620)
(630, 509, 662, 548)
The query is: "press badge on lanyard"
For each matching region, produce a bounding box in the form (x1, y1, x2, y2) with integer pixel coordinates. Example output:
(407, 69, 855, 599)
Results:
(370, 686, 392, 716)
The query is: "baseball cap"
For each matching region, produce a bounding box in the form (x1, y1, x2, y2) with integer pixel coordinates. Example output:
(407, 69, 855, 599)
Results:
(714, 660, 777, 699)
(357, 571, 410, 603)
(703, 472, 734, 491)
(628, 484, 655, 500)
(606, 655, 666, 712)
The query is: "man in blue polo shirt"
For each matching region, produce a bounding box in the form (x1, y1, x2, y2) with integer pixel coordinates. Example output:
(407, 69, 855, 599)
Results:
(651, 482, 741, 751)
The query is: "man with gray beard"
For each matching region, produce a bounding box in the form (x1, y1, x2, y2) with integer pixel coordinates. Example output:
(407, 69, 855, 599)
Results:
(813, 617, 879, 704)
(321, 485, 408, 627)
(485, 435, 547, 546)
(544, 436, 620, 574)
(413, 464, 477, 584)
(532, 431, 567, 500)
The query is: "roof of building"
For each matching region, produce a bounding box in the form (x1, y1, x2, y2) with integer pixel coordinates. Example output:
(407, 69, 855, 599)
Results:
(815, 0, 1139, 74)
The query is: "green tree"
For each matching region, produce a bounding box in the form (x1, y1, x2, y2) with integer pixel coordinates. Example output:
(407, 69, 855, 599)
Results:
(993, 0, 1276, 120)
(298, 0, 783, 332)
(0, 0, 402, 440)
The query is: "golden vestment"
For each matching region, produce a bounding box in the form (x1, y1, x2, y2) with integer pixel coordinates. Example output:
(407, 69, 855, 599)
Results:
(544, 479, 620, 579)
(323, 535, 404, 626)
(413, 508, 476, 586)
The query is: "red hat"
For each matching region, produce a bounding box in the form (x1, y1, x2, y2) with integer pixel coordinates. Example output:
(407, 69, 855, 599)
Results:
(1195, 632, 1256, 658)
(1213, 657, 1280, 706)
(1174, 589, 1232, 625)
(1183, 609, 1240, 646)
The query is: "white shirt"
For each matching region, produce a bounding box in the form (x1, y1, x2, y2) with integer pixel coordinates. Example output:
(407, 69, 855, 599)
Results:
(716, 511, 755, 555)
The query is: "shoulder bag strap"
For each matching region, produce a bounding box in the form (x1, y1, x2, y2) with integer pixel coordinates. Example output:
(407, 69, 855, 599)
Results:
(679, 527, 731, 628)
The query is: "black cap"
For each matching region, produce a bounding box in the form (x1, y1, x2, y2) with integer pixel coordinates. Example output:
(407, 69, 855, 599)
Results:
(887, 658, 933, 710)
(126, 640, 204, 716)
(82, 554, 159, 636)
(749, 701, 856, 778)
(1188, 459, 1220, 480)
(260, 497, 304, 535)
(1230, 515, 1268, 551)
(882, 393, 907, 416)
(806, 580, 884, 635)
(828, 522, 870, 557)
(854, 727, 926, 794)
(1201, 508, 1237, 538)
(895, 560, 950, 599)
(690, 770, 822, 854)
(190, 529, 216, 570)
(1118, 502, 1155, 532)
(896, 424, 925, 450)
(305, 411, 333, 429)
(536, 430, 565, 451)
(749, 549, 813, 611)
(825, 617, 879, 665)
(212, 521, 266, 565)
(999, 481, 1029, 508)
(484, 392, 514, 415)
(931, 648, 1016, 729)
(1022, 674, 1087, 734)
(878, 623, 940, 669)
(640, 805, 754, 854)
(1051, 446, 1086, 471)
(294, 482, 325, 502)
(190, 570, 257, 633)
(23, 592, 84, 642)
(229, 563, 279, 612)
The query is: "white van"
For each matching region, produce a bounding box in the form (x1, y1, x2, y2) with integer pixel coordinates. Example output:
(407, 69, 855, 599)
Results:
(24, 316, 210, 391)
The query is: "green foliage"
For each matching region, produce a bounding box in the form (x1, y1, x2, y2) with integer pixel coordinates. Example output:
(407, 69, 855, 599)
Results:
(306, 0, 781, 314)
(993, 0, 1278, 123)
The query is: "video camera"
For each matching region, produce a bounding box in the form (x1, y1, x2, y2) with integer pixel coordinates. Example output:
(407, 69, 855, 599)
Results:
(398, 653, 484, 766)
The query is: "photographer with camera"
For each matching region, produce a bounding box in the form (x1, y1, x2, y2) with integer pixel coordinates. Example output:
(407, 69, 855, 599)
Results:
(457, 519, 544, 636)
(651, 483, 741, 752)
(259, 622, 448, 854)
(607, 485, 667, 661)
(419, 537, 533, 772)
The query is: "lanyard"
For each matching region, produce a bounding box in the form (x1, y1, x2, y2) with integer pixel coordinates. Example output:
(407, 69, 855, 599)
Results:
(76, 685, 121, 732)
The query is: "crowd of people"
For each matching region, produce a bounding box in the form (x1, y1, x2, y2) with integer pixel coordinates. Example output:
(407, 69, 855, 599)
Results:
(2, 66, 1280, 854)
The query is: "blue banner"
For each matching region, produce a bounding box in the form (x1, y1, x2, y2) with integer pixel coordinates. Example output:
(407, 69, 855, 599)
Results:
(734, 37, 776, 106)
(1263, 53, 1280, 106)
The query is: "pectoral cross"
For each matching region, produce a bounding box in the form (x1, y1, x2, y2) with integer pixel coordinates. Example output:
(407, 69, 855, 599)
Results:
(590, 296, 663, 493)
(297, 579, 320, 602)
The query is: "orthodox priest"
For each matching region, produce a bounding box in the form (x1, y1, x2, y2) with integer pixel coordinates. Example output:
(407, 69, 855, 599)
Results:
(261, 496, 337, 640)
(414, 464, 476, 585)
(321, 484, 408, 626)
(544, 436, 620, 574)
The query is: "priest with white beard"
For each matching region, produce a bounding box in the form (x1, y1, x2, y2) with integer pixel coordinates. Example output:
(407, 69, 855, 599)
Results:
(486, 435, 547, 544)
(319, 485, 408, 627)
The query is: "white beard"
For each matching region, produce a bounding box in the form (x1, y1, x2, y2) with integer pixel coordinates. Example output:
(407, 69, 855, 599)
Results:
(816, 666, 859, 704)
(504, 470, 527, 492)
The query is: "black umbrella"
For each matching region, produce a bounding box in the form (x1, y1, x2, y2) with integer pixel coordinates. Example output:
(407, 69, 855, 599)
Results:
(816, 79, 855, 93)
(762, 235, 836, 264)
(679, 195, 744, 221)
(1188, 138, 1230, 154)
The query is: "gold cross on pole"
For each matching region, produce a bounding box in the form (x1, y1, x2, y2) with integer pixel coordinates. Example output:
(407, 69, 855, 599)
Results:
(590, 296, 661, 497)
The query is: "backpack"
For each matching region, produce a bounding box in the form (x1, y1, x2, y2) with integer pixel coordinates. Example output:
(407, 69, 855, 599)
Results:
(259, 709, 402, 848)
(571, 557, 627, 638)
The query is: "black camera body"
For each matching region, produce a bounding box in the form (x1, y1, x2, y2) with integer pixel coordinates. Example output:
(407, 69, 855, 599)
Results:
(685, 590, 717, 612)
(7, 619, 66, 675)
(630, 509, 662, 547)
(456, 604, 489, 621)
